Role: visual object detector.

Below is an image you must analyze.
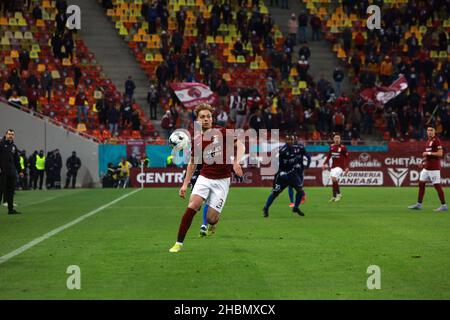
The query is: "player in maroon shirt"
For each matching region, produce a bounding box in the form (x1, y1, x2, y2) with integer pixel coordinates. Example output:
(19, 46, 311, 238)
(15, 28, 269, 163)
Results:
(408, 127, 447, 212)
(169, 103, 245, 253)
(322, 134, 349, 202)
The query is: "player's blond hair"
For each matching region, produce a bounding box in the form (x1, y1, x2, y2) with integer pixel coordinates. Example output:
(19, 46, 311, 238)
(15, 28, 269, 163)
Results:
(194, 103, 215, 117)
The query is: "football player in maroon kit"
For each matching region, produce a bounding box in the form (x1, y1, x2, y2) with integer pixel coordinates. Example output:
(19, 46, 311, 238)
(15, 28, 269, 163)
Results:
(322, 133, 349, 202)
(408, 127, 447, 212)
(169, 103, 245, 253)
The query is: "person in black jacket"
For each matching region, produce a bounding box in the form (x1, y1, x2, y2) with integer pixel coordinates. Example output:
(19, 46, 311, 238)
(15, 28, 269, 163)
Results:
(45, 151, 54, 189)
(102, 163, 118, 188)
(65, 151, 81, 188)
(333, 67, 345, 97)
(0, 129, 22, 215)
(32, 3, 43, 19)
(19, 49, 30, 72)
(28, 150, 37, 189)
(124, 76, 136, 100)
(53, 149, 63, 189)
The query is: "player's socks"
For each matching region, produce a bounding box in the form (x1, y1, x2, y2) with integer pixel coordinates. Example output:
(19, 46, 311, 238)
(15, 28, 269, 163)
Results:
(288, 187, 294, 204)
(176, 207, 197, 243)
(264, 193, 276, 210)
(294, 191, 302, 209)
(332, 181, 338, 198)
(434, 184, 446, 205)
(202, 204, 208, 227)
(301, 191, 306, 204)
(199, 205, 209, 237)
(418, 181, 426, 203)
(292, 190, 305, 216)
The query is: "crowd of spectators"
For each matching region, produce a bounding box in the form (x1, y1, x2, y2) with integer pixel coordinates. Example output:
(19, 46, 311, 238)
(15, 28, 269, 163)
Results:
(115, 0, 447, 143)
(331, 0, 449, 141)
(1, 0, 153, 141)
(2, 0, 448, 144)
(108, 0, 345, 141)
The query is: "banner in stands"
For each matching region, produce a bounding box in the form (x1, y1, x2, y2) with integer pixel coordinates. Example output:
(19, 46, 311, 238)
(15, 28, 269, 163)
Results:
(129, 142, 450, 187)
(360, 74, 408, 106)
(169, 82, 218, 108)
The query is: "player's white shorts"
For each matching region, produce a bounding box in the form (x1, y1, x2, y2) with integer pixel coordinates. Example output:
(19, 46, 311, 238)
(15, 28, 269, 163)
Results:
(330, 167, 344, 179)
(419, 169, 441, 184)
(191, 175, 231, 213)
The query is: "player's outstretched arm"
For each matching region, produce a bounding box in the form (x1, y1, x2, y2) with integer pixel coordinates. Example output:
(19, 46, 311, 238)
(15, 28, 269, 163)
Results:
(344, 146, 350, 173)
(179, 157, 197, 199)
(233, 139, 245, 177)
(323, 151, 331, 169)
(423, 149, 443, 157)
(305, 151, 312, 169)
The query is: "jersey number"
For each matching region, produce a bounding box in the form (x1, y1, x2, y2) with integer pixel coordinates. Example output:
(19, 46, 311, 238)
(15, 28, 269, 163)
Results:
(215, 198, 224, 209)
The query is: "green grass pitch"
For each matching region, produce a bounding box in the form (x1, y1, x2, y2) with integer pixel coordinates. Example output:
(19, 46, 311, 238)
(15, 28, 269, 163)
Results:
(0, 187, 449, 299)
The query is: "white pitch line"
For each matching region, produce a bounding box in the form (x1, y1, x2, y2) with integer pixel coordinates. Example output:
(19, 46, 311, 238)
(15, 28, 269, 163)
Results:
(0, 188, 142, 266)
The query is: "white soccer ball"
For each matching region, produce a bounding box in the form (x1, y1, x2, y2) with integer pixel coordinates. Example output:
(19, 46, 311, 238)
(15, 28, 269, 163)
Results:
(169, 131, 190, 151)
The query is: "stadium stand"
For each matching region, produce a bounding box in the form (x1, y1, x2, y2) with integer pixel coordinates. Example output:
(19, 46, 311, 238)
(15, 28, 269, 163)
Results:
(1, 0, 448, 143)
(0, 0, 157, 143)
(100, 0, 312, 135)
(303, 0, 449, 141)
(99, 0, 448, 142)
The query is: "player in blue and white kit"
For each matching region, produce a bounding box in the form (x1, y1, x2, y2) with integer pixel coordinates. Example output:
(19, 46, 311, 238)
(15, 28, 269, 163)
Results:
(263, 135, 311, 217)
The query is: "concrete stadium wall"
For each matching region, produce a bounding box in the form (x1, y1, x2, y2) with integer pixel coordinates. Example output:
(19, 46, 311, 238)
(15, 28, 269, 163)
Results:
(0, 103, 100, 187)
